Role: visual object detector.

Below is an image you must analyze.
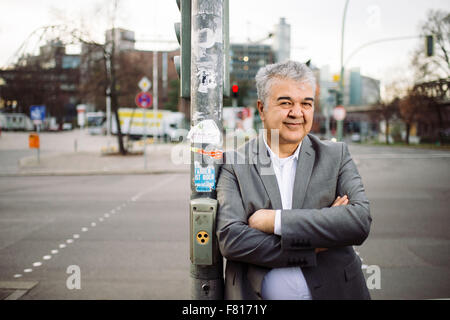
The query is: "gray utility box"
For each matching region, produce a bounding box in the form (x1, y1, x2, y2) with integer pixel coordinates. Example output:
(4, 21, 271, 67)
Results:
(190, 198, 218, 265)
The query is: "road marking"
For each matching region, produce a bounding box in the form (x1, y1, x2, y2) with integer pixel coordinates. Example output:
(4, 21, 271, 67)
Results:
(99, 218, 104, 222)
(51, 250, 58, 254)
(43, 255, 51, 260)
(73, 234, 80, 239)
(355, 153, 450, 160)
(13, 274, 22, 278)
(104, 213, 110, 218)
(91, 222, 96, 227)
(24, 269, 32, 273)
(59, 244, 66, 249)
(81, 227, 88, 232)
(32, 262, 42, 267)
(0, 281, 38, 300)
(66, 239, 73, 244)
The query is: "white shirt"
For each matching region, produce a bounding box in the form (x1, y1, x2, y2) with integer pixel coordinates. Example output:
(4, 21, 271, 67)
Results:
(260, 137, 313, 300)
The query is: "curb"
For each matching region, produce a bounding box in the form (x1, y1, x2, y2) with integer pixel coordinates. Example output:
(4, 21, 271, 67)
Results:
(0, 168, 189, 177)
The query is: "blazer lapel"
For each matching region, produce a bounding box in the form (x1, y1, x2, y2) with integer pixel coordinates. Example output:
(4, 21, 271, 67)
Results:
(251, 133, 283, 210)
(292, 135, 315, 209)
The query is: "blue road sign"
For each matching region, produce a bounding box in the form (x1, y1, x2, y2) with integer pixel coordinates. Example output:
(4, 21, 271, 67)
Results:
(30, 105, 46, 121)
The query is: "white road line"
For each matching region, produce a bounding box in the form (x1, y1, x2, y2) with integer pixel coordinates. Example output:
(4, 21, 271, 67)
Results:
(32, 262, 42, 267)
(43, 255, 51, 260)
(66, 239, 73, 244)
(23, 269, 32, 273)
(51, 250, 58, 254)
(73, 234, 80, 239)
(81, 227, 88, 232)
(91, 222, 96, 227)
(59, 244, 66, 249)
(104, 213, 110, 218)
(13, 274, 22, 278)
(99, 217, 104, 222)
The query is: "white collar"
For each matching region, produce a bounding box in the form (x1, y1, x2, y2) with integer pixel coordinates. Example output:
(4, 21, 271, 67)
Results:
(263, 134, 302, 162)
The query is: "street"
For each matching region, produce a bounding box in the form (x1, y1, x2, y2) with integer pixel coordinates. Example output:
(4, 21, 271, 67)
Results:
(0, 174, 190, 299)
(0, 141, 449, 299)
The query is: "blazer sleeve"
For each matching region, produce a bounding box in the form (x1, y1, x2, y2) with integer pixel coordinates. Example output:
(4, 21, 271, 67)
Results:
(280, 143, 372, 250)
(216, 160, 317, 269)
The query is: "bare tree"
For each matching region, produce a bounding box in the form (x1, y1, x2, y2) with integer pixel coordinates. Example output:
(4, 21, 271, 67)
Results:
(411, 9, 450, 82)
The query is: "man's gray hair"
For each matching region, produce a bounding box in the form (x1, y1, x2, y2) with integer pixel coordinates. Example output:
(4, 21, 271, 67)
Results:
(255, 60, 316, 107)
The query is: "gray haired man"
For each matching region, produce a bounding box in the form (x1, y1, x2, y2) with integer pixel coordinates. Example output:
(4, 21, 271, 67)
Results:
(216, 60, 372, 300)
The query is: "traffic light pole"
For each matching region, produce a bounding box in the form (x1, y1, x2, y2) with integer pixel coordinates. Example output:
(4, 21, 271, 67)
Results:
(189, 0, 225, 300)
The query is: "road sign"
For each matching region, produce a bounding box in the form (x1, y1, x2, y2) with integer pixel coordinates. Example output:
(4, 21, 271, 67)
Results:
(30, 105, 46, 124)
(333, 105, 346, 121)
(76, 104, 86, 127)
(135, 92, 153, 108)
(138, 77, 152, 92)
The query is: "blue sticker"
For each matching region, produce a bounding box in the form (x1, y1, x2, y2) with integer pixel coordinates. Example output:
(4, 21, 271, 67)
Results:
(194, 163, 216, 192)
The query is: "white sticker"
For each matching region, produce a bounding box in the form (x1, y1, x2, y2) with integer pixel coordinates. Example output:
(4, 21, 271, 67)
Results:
(196, 68, 217, 93)
(198, 28, 215, 49)
(187, 119, 221, 145)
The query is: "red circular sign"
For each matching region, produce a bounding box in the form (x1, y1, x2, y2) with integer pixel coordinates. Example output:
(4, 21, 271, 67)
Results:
(135, 92, 153, 108)
(333, 106, 346, 121)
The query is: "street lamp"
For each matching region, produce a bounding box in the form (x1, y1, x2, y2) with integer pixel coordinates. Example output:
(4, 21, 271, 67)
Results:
(338, 0, 350, 142)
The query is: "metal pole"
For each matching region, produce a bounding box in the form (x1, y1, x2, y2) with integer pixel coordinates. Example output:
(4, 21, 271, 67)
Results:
(232, 97, 237, 130)
(338, 0, 349, 142)
(153, 51, 159, 143)
(106, 58, 112, 137)
(37, 123, 40, 164)
(190, 0, 224, 300)
(143, 108, 147, 169)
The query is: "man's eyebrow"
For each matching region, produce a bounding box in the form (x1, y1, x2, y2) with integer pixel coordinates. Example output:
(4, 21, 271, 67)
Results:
(303, 97, 314, 102)
(277, 96, 292, 101)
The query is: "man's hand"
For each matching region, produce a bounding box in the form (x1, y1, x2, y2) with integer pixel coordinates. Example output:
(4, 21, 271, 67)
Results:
(316, 195, 349, 253)
(248, 209, 276, 234)
(248, 195, 349, 246)
(331, 195, 349, 207)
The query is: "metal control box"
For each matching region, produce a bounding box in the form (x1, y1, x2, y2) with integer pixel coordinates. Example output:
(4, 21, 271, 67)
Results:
(190, 198, 218, 265)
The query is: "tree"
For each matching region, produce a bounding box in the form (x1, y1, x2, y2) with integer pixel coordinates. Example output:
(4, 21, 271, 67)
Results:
(411, 9, 450, 82)
(398, 90, 428, 144)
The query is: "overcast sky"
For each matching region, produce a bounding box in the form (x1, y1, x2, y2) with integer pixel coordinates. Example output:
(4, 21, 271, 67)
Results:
(0, 0, 448, 89)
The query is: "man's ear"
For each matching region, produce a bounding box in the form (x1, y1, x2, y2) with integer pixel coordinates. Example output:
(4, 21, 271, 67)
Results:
(257, 100, 265, 121)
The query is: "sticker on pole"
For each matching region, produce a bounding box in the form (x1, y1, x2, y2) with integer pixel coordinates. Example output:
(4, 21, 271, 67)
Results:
(194, 162, 216, 192)
(187, 119, 221, 145)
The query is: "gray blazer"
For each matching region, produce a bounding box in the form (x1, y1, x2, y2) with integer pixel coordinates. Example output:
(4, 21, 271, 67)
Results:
(216, 133, 372, 300)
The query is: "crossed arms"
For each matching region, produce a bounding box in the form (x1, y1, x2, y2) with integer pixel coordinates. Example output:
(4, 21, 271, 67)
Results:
(216, 143, 372, 269)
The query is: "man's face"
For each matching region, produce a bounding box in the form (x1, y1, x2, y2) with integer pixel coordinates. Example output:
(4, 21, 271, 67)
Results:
(257, 77, 315, 146)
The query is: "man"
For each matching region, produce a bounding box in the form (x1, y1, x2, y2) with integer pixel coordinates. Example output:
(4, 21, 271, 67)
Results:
(216, 60, 372, 300)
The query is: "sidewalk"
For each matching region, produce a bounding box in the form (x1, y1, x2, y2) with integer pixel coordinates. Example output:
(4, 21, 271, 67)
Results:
(0, 131, 190, 176)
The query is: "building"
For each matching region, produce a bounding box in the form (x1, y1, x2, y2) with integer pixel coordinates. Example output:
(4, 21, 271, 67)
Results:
(345, 68, 381, 106)
(229, 43, 275, 105)
(273, 17, 291, 63)
(0, 39, 81, 124)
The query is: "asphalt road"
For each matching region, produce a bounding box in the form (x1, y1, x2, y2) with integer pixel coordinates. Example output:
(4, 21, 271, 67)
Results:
(0, 144, 449, 299)
(0, 174, 191, 299)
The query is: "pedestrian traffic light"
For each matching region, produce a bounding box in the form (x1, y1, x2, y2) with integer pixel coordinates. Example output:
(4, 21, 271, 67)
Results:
(174, 0, 191, 98)
(425, 35, 434, 57)
(232, 84, 238, 99)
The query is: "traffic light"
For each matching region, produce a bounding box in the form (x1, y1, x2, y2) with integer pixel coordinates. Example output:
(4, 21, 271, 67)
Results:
(232, 84, 238, 99)
(425, 35, 434, 57)
(174, 0, 191, 98)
